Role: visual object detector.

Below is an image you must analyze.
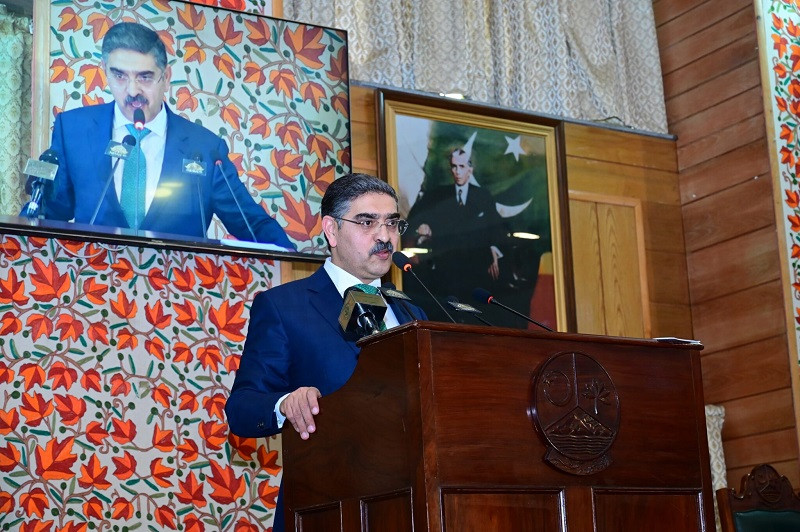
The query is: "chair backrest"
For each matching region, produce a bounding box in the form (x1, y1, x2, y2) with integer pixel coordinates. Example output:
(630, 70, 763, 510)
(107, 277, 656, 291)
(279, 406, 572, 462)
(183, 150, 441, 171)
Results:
(716, 464, 800, 532)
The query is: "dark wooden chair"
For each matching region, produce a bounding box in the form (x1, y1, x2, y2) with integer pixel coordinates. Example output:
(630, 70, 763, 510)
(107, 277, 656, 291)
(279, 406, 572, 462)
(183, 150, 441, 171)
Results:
(716, 464, 800, 532)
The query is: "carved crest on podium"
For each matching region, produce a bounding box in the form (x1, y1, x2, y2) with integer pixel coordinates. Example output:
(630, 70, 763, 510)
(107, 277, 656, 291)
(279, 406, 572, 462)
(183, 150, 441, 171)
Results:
(531, 351, 620, 475)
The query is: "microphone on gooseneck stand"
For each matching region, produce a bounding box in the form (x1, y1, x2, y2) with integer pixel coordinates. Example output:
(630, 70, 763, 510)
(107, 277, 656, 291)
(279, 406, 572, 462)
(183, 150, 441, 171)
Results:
(213, 153, 258, 242)
(472, 287, 554, 332)
(90, 134, 137, 225)
(380, 282, 421, 322)
(182, 153, 208, 238)
(446, 295, 494, 326)
(21, 149, 60, 218)
(391, 251, 456, 324)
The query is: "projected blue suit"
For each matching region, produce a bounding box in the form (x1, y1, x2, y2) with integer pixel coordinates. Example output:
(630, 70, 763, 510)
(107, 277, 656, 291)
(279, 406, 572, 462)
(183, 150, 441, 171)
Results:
(43, 102, 294, 248)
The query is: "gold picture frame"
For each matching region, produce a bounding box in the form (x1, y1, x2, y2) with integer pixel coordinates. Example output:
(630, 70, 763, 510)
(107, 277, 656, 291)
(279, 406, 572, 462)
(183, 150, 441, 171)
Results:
(376, 89, 575, 331)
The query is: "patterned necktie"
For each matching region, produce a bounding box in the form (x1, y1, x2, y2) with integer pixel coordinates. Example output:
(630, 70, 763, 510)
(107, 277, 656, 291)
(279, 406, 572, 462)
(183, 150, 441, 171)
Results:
(353, 283, 387, 331)
(121, 124, 151, 229)
(457, 188, 464, 206)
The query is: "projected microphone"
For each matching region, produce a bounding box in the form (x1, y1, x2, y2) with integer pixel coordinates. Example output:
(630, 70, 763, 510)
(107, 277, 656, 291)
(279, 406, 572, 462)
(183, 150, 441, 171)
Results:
(392, 251, 456, 323)
(446, 296, 493, 326)
(21, 149, 60, 218)
(338, 285, 387, 338)
(380, 282, 421, 321)
(182, 153, 208, 238)
(213, 153, 258, 242)
(472, 287, 553, 332)
(89, 134, 137, 225)
(133, 109, 145, 131)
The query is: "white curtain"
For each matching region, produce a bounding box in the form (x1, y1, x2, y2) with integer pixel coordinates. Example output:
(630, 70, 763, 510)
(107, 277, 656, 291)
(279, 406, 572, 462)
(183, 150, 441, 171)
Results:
(0, 5, 32, 216)
(283, 0, 668, 133)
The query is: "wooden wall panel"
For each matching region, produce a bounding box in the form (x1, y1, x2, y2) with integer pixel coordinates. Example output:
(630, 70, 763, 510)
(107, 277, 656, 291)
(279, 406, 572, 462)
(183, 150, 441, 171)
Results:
(569, 199, 607, 335)
(655, 0, 800, 484)
(701, 335, 791, 403)
(687, 226, 780, 303)
(596, 203, 646, 338)
(679, 138, 770, 204)
(666, 61, 762, 125)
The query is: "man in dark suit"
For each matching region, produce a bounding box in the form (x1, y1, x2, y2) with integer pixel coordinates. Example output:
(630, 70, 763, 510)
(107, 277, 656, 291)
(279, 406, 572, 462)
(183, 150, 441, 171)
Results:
(404, 148, 505, 316)
(225, 173, 425, 532)
(42, 22, 294, 249)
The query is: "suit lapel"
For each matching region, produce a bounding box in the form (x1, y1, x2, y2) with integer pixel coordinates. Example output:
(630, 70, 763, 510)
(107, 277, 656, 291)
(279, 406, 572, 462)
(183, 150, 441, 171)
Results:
(144, 107, 191, 227)
(93, 105, 126, 221)
(306, 268, 360, 354)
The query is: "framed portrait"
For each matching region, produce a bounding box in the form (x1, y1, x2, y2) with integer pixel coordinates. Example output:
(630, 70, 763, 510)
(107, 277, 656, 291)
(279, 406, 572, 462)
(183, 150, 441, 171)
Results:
(377, 89, 575, 331)
(1, 0, 350, 260)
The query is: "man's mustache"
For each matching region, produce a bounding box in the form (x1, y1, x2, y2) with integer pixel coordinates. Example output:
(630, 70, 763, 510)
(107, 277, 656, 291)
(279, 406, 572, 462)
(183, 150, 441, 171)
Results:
(370, 241, 393, 255)
(125, 94, 148, 106)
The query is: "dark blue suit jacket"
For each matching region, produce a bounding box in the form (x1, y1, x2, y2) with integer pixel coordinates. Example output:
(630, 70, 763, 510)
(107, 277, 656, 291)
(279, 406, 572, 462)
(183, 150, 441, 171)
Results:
(225, 266, 425, 532)
(43, 102, 294, 248)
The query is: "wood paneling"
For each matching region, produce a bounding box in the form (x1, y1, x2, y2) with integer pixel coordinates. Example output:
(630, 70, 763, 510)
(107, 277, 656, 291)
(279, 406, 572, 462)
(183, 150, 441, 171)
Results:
(569, 200, 606, 335)
(566, 157, 680, 204)
(679, 138, 770, 204)
(677, 113, 766, 171)
(564, 123, 677, 171)
(666, 61, 761, 124)
(720, 388, 796, 440)
(659, 6, 756, 75)
(701, 335, 791, 403)
(656, 0, 750, 51)
(687, 226, 780, 303)
(691, 280, 786, 355)
(670, 86, 763, 145)
(662, 32, 758, 98)
(656, 0, 799, 484)
(682, 174, 775, 253)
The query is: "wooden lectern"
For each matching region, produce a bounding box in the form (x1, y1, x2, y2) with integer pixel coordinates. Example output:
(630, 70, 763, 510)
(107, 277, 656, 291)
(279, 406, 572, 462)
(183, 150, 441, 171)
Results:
(282, 322, 714, 531)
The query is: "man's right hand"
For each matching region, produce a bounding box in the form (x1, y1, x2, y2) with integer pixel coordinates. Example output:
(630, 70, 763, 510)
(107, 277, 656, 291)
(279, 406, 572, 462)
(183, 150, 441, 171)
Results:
(280, 386, 322, 440)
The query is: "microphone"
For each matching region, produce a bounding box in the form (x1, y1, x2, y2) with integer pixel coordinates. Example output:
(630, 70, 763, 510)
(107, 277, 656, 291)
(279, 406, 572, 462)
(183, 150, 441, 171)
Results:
(89, 134, 137, 225)
(338, 285, 387, 338)
(133, 109, 145, 131)
(472, 287, 553, 332)
(213, 154, 258, 242)
(380, 282, 420, 321)
(21, 149, 60, 218)
(392, 251, 456, 323)
(183, 153, 208, 238)
(446, 296, 493, 326)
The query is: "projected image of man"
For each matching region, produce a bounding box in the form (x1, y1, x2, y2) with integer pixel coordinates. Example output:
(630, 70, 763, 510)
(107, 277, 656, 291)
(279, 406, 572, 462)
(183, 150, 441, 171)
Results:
(42, 22, 294, 249)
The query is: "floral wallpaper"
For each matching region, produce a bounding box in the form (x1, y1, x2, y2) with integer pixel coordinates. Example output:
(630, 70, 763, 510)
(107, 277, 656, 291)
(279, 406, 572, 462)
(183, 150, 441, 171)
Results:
(0, 234, 282, 530)
(48, 0, 351, 253)
(762, 0, 800, 364)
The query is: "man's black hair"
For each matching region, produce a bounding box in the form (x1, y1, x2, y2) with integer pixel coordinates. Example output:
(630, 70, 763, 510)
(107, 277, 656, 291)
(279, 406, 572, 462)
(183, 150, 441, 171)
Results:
(102, 22, 168, 71)
(321, 173, 398, 224)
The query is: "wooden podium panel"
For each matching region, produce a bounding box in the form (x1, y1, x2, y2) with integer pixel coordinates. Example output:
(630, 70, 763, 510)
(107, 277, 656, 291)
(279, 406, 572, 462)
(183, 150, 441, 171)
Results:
(281, 322, 713, 531)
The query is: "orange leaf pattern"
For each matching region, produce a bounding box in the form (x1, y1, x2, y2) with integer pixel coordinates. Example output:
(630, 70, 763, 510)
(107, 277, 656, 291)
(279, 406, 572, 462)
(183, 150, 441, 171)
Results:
(0, 234, 283, 529)
(48, 0, 348, 252)
(767, 3, 800, 371)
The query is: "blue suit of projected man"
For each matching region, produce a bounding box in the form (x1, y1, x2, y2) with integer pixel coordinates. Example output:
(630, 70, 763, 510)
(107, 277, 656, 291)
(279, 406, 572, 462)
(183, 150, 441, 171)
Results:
(225, 173, 426, 532)
(43, 22, 294, 249)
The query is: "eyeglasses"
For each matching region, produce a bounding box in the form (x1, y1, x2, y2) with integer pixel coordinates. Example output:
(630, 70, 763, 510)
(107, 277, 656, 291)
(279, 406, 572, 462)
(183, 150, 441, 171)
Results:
(108, 70, 164, 88)
(336, 217, 409, 235)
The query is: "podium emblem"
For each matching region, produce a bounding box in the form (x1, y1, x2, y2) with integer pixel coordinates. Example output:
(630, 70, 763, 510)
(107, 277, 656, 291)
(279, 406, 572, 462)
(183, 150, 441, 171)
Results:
(531, 351, 620, 475)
